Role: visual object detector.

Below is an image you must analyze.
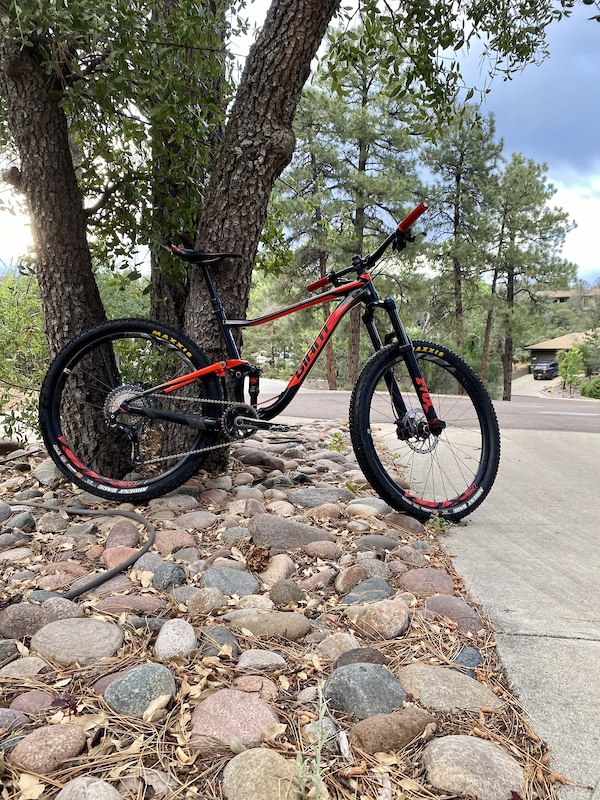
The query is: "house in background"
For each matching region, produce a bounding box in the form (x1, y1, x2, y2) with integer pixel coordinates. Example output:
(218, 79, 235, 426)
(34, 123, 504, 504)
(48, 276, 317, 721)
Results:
(526, 331, 590, 367)
(536, 287, 600, 309)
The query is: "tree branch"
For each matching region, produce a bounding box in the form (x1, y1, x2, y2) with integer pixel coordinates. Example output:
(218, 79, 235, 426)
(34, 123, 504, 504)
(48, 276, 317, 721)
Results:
(84, 181, 122, 218)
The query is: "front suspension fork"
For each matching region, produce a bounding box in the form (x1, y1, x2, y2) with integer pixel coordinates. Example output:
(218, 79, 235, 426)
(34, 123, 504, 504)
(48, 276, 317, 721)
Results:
(363, 298, 445, 436)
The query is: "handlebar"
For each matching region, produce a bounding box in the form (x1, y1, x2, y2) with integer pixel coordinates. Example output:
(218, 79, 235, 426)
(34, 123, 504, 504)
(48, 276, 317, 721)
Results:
(397, 201, 428, 232)
(306, 201, 428, 293)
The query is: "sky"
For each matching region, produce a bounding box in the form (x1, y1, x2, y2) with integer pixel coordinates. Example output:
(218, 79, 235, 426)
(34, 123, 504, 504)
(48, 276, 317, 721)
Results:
(1, 1, 599, 282)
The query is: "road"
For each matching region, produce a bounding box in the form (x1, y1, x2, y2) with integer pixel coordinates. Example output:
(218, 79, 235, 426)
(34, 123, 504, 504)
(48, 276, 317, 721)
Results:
(260, 373, 600, 434)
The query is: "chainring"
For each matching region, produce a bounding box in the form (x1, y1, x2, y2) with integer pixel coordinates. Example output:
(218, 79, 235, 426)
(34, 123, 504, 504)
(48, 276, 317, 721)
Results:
(221, 403, 259, 441)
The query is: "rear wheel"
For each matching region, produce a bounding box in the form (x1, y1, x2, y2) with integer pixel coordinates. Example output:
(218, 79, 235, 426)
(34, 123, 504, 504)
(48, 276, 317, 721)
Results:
(39, 319, 223, 501)
(350, 341, 500, 521)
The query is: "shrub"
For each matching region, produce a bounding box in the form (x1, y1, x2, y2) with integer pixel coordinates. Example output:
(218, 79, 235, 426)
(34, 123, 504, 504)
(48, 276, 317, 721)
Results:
(580, 376, 600, 399)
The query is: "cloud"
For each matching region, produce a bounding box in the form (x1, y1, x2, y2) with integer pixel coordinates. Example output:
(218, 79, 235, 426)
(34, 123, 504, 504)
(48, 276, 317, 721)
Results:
(475, 4, 600, 174)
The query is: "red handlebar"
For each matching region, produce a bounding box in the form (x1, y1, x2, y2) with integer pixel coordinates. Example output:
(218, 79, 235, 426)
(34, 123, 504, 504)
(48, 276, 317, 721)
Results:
(306, 201, 428, 293)
(397, 201, 428, 232)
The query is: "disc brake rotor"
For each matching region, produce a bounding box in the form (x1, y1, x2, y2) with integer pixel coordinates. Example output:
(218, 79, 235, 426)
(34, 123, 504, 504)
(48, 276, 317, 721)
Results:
(398, 408, 438, 454)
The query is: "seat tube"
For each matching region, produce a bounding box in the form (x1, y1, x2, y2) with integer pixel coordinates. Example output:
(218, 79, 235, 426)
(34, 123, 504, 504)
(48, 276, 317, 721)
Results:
(201, 265, 240, 359)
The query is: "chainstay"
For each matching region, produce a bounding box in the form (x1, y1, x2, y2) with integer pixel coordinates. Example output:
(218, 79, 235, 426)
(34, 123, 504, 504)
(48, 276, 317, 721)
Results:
(132, 395, 251, 465)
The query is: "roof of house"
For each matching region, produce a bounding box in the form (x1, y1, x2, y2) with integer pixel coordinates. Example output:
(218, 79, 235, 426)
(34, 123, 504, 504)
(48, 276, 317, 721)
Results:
(536, 288, 600, 299)
(525, 331, 591, 350)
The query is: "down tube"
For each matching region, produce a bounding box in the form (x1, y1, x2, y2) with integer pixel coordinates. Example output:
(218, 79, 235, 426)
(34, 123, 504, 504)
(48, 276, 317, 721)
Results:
(258, 291, 362, 420)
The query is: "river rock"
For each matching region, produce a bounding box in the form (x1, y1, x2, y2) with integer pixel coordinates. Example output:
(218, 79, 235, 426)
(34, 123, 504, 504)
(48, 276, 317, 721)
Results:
(154, 618, 197, 660)
(348, 598, 411, 639)
(105, 519, 141, 548)
(349, 706, 436, 753)
(259, 553, 296, 588)
(93, 595, 167, 615)
(153, 529, 197, 555)
(396, 663, 503, 711)
(334, 565, 368, 595)
(425, 594, 485, 634)
(9, 689, 54, 713)
(316, 632, 361, 661)
(384, 511, 427, 535)
(222, 748, 299, 800)
(227, 610, 311, 641)
(30, 617, 123, 666)
(41, 597, 85, 621)
(269, 579, 306, 607)
(37, 511, 69, 533)
(200, 565, 259, 596)
(8, 723, 87, 774)
(188, 586, 226, 616)
(0, 603, 49, 638)
(334, 647, 390, 669)
(422, 735, 525, 800)
(104, 663, 176, 718)
(237, 648, 286, 671)
(343, 577, 394, 605)
(31, 458, 64, 488)
(248, 514, 335, 549)
(0, 708, 30, 731)
(55, 777, 125, 800)
(324, 663, 407, 719)
(175, 510, 218, 530)
(152, 562, 187, 589)
(302, 540, 342, 560)
(400, 567, 455, 596)
(199, 625, 239, 658)
(0, 656, 49, 678)
(355, 534, 401, 555)
(287, 487, 354, 508)
(190, 689, 279, 754)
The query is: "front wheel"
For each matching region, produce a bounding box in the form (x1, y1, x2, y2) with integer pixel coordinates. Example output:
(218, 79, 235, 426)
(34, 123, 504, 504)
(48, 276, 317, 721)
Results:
(349, 341, 500, 522)
(39, 319, 223, 501)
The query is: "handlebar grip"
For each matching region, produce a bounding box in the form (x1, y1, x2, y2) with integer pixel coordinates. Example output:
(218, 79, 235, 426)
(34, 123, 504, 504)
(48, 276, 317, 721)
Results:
(306, 276, 330, 292)
(397, 201, 428, 232)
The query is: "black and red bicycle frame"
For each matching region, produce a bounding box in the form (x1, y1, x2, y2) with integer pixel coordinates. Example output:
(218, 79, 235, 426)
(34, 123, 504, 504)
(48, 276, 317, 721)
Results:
(131, 201, 444, 435)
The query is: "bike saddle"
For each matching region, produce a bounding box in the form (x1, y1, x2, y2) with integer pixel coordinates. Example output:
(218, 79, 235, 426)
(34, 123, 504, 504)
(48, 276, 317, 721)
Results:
(171, 246, 242, 265)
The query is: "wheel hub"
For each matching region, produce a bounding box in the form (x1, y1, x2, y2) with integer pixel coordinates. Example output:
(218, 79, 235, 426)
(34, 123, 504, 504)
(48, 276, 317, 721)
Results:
(397, 408, 438, 454)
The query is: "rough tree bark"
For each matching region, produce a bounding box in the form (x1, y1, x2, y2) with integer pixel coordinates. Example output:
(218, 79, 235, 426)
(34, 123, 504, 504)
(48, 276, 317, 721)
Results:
(0, 35, 106, 358)
(184, 0, 340, 363)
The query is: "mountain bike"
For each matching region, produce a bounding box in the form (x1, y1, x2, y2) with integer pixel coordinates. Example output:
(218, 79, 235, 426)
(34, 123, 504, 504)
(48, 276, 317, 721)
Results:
(39, 202, 500, 521)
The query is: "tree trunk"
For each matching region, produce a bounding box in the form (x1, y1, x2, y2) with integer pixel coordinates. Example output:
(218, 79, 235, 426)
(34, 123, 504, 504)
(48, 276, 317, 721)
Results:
(184, 0, 340, 364)
(0, 36, 105, 357)
(480, 268, 498, 382)
(502, 265, 515, 401)
(149, 0, 228, 328)
(452, 169, 464, 349)
(318, 249, 337, 390)
(314, 181, 337, 391)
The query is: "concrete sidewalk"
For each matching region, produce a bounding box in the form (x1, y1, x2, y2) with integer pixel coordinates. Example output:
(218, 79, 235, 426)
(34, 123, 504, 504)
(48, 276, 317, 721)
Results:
(442, 429, 600, 799)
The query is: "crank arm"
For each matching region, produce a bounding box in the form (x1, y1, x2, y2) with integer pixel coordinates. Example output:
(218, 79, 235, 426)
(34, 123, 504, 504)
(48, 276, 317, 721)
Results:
(234, 416, 299, 433)
(122, 403, 220, 431)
